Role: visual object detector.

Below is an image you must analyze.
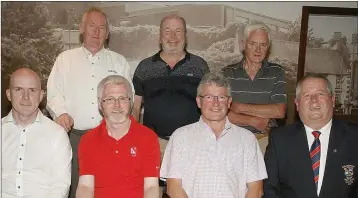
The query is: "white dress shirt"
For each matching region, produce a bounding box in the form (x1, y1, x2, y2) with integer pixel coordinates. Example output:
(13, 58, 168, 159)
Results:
(161, 117, 267, 198)
(46, 47, 132, 130)
(1, 110, 72, 198)
(304, 119, 332, 196)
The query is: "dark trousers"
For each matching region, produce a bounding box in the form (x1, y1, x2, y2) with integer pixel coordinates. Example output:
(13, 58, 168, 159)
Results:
(68, 129, 87, 198)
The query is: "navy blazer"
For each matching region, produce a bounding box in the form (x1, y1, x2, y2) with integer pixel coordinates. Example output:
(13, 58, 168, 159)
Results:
(263, 119, 358, 198)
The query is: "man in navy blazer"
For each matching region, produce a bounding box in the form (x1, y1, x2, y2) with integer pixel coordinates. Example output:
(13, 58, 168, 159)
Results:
(263, 73, 358, 198)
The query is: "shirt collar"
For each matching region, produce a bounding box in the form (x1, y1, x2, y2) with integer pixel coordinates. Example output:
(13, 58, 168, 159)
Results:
(304, 119, 333, 136)
(3, 110, 43, 126)
(152, 50, 190, 62)
(82, 46, 105, 58)
(198, 116, 232, 138)
(237, 57, 270, 69)
(99, 116, 137, 138)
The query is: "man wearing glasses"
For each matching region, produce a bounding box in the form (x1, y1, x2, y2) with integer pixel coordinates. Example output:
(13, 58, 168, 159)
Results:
(76, 75, 160, 198)
(222, 23, 287, 139)
(160, 72, 267, 198)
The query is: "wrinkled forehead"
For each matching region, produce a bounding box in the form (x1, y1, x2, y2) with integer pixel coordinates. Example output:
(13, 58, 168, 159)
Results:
(161, 17, 185, 30)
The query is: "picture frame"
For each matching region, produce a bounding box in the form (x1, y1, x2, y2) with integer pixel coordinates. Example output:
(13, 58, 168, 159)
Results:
(296, 6, 358, 124)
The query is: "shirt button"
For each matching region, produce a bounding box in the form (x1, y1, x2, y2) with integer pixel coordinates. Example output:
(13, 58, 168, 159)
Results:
(115, 150, 118, 154)
(92, 75, 94, 77)
(92, 88, 94, 90)
(22, 129, 25, 132)
(21, 144, 24, 147)
(92, 63, 94, 64)
(19, 158, 22, 160)
(92, 117, 94, 119)
(92, 102, 94, 104)
(18, 171, 21, 174)
(18, 186, 20, 189)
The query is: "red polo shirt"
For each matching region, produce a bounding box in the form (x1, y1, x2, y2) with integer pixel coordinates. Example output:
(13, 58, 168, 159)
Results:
(78, 116, 160, 198)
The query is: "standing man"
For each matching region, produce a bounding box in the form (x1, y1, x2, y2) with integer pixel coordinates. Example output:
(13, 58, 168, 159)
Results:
(132, 14, 209, 161)
(161, 72, 267, 198)
(221, 23, 287, 137)
(2, 68, 72, 198)
(264, 73, 358, 198)
(76, 75, 160, 198)
(46, 7, 132, 198)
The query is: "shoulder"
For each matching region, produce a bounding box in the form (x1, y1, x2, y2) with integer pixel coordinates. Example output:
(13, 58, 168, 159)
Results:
(221, 62, 240, 75)
(58, 47, 82, 58)
(40, 115, 69, 139)
(80, 125, 102, 144)
(335, 119, 358, 136)
(266, 61, 285, 73)
(136, 55, 156, 69)
(230, 124, 257, 141)
(188, 53, 208, 66)
(170, 122, 198, 141)
(133, 122, 158, 140)
(104, 48, 128, 62)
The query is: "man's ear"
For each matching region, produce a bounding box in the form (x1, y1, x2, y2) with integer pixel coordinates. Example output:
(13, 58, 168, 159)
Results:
(196, 96, 201, 109)
(6, 89, 11, 102)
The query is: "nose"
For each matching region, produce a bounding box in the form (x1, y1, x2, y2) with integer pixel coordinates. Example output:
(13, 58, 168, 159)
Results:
(22, 90, 29, 100)
(93, 27, 100, 36)
(310, 94, 319, 102)
(254, 45, 261, 53)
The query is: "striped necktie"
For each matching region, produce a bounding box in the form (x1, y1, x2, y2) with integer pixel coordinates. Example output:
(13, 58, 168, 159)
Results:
(310, 131, 321, 188)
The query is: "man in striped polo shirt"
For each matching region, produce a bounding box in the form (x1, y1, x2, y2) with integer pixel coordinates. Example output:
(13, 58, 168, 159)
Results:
(222, 23, 287, 138)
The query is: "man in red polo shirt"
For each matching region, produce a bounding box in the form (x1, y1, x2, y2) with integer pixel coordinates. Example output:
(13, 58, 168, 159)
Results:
(76, 75, 160, 198)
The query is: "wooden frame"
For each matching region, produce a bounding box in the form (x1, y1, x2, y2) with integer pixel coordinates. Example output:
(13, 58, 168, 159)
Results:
(296, 6, 358, 124)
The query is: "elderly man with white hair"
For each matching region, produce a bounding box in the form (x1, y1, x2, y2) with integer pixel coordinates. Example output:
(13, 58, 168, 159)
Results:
(222, 23, 287, 151)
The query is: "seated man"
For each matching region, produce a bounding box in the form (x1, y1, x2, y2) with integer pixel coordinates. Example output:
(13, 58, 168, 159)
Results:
(160, 72, 267, 198)
(76, 75, 160, 198)
(2, 68, 72, 198)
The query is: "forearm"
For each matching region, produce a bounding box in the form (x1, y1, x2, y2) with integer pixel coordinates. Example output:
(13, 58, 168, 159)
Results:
(167, 187, 189, 198)
(228, 110, 267, 130)
(144, 186, 159, 198)
(76, 185, 94, 198)
(246, 180, 263, 198)
(231, 102, 285, 119)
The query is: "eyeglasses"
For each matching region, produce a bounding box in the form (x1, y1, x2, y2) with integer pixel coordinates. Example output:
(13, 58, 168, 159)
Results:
(101, 96, 131, 105)
(199, 95, 230, 102)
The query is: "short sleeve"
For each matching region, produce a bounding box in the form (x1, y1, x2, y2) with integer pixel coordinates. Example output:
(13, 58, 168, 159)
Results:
(78, 134, 95, 176)
(142, 130, 161, 177)
(244, 133, 268, 183)
(160, 129, 185, 179)
(132, 63, 144, 96)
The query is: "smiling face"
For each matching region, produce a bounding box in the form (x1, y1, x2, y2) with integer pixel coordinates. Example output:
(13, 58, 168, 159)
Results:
(244, 29, 269, 64)
(295, 77, 335, 129)
(80, 11, 109, 54)
(99, 83, 131, 125)
(160, 17, 186, 55)
(196, 83, 232, 123)
(6, 68, 44, 122)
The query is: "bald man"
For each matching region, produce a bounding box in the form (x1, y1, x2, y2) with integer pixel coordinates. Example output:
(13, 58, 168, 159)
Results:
(2, 68, 72, 198)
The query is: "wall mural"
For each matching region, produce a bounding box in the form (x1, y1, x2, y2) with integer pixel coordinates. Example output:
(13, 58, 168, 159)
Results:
(2, 1, 357, 124)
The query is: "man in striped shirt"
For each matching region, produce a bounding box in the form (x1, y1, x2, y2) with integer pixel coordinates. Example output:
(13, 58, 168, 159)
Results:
(222, 23, 287, 135)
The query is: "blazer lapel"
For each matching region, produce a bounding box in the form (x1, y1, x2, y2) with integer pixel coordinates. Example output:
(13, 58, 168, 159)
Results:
(290, 122, 318, 198)
(319, 120, 345, 198)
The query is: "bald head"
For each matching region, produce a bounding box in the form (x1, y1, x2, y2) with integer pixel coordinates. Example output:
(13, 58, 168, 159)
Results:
(9, 68, 42, 90)
(160, 14, 187, 34)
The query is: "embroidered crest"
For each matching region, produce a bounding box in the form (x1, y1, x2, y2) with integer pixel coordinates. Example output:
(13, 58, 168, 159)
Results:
(342, 165, 355, 185)
(130, 146, 137, 157)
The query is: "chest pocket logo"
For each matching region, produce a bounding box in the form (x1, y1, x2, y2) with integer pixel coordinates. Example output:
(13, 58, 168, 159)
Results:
(108, 70, 118, 74)
(130, 146, 137, 157)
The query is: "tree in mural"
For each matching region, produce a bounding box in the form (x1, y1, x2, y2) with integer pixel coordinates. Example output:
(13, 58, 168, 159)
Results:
(1, 2, 64, 115)
(287, 16, 325, 48)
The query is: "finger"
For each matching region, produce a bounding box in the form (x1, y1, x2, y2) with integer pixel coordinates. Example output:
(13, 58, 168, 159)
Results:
(63, 117, 72, 132)
(59, 119, 70, 132)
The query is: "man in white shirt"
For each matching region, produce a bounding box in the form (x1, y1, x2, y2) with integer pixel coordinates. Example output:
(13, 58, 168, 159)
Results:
(264, 73, 358, 198)
(2, 68, 72, 198)
(160, 72, 267, 198)
(46, 7, 132, 198)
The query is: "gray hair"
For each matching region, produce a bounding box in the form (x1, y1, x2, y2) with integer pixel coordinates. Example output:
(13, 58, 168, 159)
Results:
(197, 72, 231, 96)
(79, 7, 110, 44)
(97, 75, 133, 105)
(296, 73, 334, 98)
(160, 14, 187, 34)
(244, 23, 271, 45)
